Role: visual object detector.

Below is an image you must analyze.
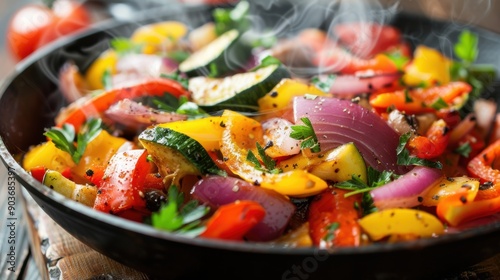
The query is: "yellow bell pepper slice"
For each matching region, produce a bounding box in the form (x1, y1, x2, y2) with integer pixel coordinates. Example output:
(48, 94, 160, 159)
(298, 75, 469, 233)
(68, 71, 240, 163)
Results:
(359, 209, 444, 241)
(85, 49, 118, 90)
(23, 141, 75, 173)
(131, 21, 188, 54)
(260, 170, 327, 198)
(403, 45, 452, 87)
(422, 176, 479, 207)
(71, 130, 130, 183)
(258, 79, 330, 118)
(220, 110, 328, 197)
(158, 115, 228, 152)
(437, 191, 500, 227)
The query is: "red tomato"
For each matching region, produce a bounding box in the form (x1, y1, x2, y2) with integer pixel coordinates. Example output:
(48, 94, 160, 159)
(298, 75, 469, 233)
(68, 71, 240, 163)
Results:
(7, 0, 90, 61)
(93, 150, 153, 214)
(308, 189, 361, 248)
(201, 201, 266, 241)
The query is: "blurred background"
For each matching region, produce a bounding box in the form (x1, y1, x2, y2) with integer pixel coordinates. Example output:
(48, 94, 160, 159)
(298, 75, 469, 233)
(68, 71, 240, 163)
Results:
(2, 0, 500, 79)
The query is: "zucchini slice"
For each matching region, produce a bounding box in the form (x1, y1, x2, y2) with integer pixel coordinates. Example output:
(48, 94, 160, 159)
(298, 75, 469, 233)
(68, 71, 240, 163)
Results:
(42, 170, 97, 207)
(189, 64, 290, 112)
(138, 127, 223, 181)
(179, 29, 251, 77)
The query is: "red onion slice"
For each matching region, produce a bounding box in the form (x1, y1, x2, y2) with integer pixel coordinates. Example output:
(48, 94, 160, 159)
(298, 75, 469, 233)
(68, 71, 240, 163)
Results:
(293, 96, 405, 174)
(262, 118, 301, 157)
(318, 71, 400, 96)
(370, 166, 443, 210)
(59, 62, 86, 103)
(105, 99, 187, 130)
(191, 176, 295, 241)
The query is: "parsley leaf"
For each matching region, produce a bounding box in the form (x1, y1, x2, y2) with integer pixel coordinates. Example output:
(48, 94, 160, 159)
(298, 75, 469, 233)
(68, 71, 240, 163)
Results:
(403, 89, 413, 103)
(246, 142, 282, 174)
(385, 51, 410, 70)
(455, 142, 472, 158)
(396, 132, 442, 169)
(102, 68, 113, 90)
(430, 97, 448, 110)
(151, 185, 209, 237)
(450, 30, 496, 117)
(213, 1, 250, 35)
(160, 72, 189, 89)
(323, 222, 340, 242)
(454, 30, 478, 64)
(152, 94, 208, 119)
(337, 167, 398, 197)
(110, 37, 142, 55)
(290, 117, 321, 153)
(251, 56, 282, 72)
(311, 74, 336, 93)
(44, 119, 103, 164)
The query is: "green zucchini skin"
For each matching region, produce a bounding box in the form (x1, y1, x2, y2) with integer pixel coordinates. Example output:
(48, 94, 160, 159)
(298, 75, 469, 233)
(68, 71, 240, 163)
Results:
(190, 65, 291, 113)
(139, 127, 223, 176)
(179, 29, 252, 78)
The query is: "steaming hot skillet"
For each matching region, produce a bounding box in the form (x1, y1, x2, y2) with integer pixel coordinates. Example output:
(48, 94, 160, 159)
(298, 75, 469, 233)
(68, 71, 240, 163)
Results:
(1, 2, 500, 279)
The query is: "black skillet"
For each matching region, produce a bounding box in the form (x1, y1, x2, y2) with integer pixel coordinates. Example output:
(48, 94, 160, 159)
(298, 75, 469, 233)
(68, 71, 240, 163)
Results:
(1, 2, 500, 279)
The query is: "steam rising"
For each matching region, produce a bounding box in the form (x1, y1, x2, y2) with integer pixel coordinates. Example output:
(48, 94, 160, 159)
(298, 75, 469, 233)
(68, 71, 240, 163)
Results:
(33, 0, 499, 99)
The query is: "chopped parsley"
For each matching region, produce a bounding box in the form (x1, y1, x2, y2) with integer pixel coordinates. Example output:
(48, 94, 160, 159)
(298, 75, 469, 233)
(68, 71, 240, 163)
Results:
(247, 142, 282, 174)
(455, 142, 472, 158)
(44, 118, 102, 164)
(323, 222, 340, 242)
(290, 117, 321, 153)
(151, 185, 209, 237)
(251, 56, 282, 72)
(404, 89, 413, 103)
(102, 68, 113, 90)
(213, 1, 250, 35)
(311, 74, 336, 93)
(430, 97, 448, 110)
(110, 37, 142, 55)
(396, 132, 442, 169)
(152, 94, 208, 119)
(160, 72, 189, 89)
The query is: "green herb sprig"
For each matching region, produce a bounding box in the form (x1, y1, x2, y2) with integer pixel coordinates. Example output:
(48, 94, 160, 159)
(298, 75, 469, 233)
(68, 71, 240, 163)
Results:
(44, 118, 102, 164)
(290, 117, 321, 153)
(336, 167, 398, 216)
(213, 1, 250, 35)
(247, 142, 282, 174)
(151, 185, 209, 237)
(451, 30, 496, 115)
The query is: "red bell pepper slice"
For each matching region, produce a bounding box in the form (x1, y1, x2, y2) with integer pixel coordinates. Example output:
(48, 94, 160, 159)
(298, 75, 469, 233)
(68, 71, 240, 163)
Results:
(84, 165, 106, 187)
(370, 81, 472, 115)
(408, 119, 450, 160)
(308, 189, 361, 248)
(200, 200, 266, 241)
(467, 139, 500, 200)
(93, 149, 153, 214)
(56, 77, 189, 131)
(30, 166, 47, 183)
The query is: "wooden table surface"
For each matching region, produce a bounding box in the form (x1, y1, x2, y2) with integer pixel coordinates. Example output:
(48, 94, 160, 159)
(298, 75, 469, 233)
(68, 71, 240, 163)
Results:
(2, 1, 500, 279)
